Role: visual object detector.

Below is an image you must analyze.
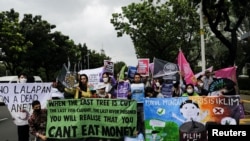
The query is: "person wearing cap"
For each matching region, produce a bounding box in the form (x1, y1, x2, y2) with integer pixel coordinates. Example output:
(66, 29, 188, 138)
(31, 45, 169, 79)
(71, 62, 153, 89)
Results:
(92, 83, 112, 141)
(95, 83, 112, 98)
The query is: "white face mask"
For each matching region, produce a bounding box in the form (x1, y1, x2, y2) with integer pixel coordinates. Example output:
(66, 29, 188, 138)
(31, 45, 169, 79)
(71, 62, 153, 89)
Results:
(156, 82, 160, 87)
(103, 78, 108, 83)
(187, 89, 193, 93)
(19, 78, 27, 83)
(221, 89, 228, 93)
(199, 83, 204, 87)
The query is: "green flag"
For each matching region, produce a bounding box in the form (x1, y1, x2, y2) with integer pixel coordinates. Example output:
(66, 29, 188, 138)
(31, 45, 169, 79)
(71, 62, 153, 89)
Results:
(118, 65, 127, 81)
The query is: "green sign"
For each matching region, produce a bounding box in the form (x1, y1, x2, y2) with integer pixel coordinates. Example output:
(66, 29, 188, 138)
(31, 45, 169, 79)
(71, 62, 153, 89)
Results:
(46, 98, 137, 139)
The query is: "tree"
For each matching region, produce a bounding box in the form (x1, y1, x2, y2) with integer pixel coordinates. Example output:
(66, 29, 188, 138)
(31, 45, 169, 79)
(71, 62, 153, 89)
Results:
(236, 15, 250, 75)
(0, 9, 31, 74)
(19, 14, 78, 80)
(111, 0, 200, 64)
(114, 61, 126, 78)
(0, 9, 112, 81)
(200, 0, 250, 68)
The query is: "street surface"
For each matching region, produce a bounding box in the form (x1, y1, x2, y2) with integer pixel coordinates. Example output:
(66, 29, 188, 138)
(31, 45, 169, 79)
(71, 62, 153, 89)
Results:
(240, 94, 250, 113)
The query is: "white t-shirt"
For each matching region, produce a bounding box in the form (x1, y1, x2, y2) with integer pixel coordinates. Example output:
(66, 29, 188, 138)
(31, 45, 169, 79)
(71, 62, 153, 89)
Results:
(50, 87, 64, 99)
(13, 110, 29, 126)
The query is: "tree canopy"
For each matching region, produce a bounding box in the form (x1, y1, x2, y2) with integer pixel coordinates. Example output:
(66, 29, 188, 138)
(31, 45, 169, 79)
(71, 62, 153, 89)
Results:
(111, 0, 200, 64)
(200, 0, 250, 68)
(0, 9, 111, 81)
(111, 0, 250, 74)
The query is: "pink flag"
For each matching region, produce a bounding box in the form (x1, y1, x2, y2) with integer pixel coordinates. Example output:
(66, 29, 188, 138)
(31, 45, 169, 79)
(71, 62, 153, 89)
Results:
(214, 66, 237, 83)
(177, 50, 197, 85)
(195, 66, 213, 78)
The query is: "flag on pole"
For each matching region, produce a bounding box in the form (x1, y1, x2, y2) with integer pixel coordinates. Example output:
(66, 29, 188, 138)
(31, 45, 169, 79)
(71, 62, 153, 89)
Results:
(153, 58, 178, 78)
(56, 64, 70, 88)
(195, 66, 213, 78)
(177, 50, 197, 85)
(118, 65, 127, 81)
(214, 66, 237, 83)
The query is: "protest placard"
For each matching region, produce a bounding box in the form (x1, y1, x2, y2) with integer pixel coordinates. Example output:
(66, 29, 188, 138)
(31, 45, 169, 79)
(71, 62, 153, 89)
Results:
(46, 99, 137, 139)
(144, 96, 241, 141)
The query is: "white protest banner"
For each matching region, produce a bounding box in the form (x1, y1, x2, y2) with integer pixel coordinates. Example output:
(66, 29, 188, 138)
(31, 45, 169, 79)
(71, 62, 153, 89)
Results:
(0, 83, 52, 125)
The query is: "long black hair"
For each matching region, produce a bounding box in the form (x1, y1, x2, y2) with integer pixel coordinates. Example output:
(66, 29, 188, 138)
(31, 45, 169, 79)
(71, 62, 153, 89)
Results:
(79, 74, 89, 92)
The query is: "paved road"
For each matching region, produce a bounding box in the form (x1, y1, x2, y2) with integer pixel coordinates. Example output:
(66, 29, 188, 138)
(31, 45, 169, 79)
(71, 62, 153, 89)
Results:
(240, 94, 250, 113)
(0, 103, 18, 141)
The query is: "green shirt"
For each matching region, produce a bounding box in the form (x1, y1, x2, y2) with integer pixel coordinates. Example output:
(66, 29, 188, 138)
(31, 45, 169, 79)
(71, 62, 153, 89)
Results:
(182, 92, 199, 96)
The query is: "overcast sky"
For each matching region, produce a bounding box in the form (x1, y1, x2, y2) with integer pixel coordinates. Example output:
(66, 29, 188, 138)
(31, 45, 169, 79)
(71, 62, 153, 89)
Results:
(0, 0, 140, 66)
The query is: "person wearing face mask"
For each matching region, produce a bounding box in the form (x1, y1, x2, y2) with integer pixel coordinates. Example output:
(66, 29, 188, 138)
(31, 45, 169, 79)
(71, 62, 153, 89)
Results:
(28, 100, 47, 141)
(14, 72, 30, 141)
(18, 72, 27, 83)
(101, 72, 113, 96)
(182, 84, 199, 97)
(195, 77, 209, 96)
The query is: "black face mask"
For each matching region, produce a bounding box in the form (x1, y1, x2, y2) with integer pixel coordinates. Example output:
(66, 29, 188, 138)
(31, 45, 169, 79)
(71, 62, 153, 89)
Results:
(34, 109, 41, 113)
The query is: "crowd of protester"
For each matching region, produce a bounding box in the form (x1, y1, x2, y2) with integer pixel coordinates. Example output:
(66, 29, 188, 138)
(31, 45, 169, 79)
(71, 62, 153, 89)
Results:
(12, 69, 238, 141)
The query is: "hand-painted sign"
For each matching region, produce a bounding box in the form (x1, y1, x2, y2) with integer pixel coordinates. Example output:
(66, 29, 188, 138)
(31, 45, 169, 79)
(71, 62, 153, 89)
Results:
(144, 96, 241, 141)
(46, 99, 137, 139)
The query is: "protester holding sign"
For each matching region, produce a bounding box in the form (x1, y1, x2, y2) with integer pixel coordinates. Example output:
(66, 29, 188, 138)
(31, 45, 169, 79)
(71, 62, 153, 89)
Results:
(101, 72, 114, 97)
(116, 80, 131, 99)
(14, 72, 30, 141)
(75, 74, 92, 99)
(28, 100, 47, 141)
(95, 83, 112, 98)
(91, 83, 112, 141)
(129, 73, 145, 102)
(128, 73, 145, 138)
